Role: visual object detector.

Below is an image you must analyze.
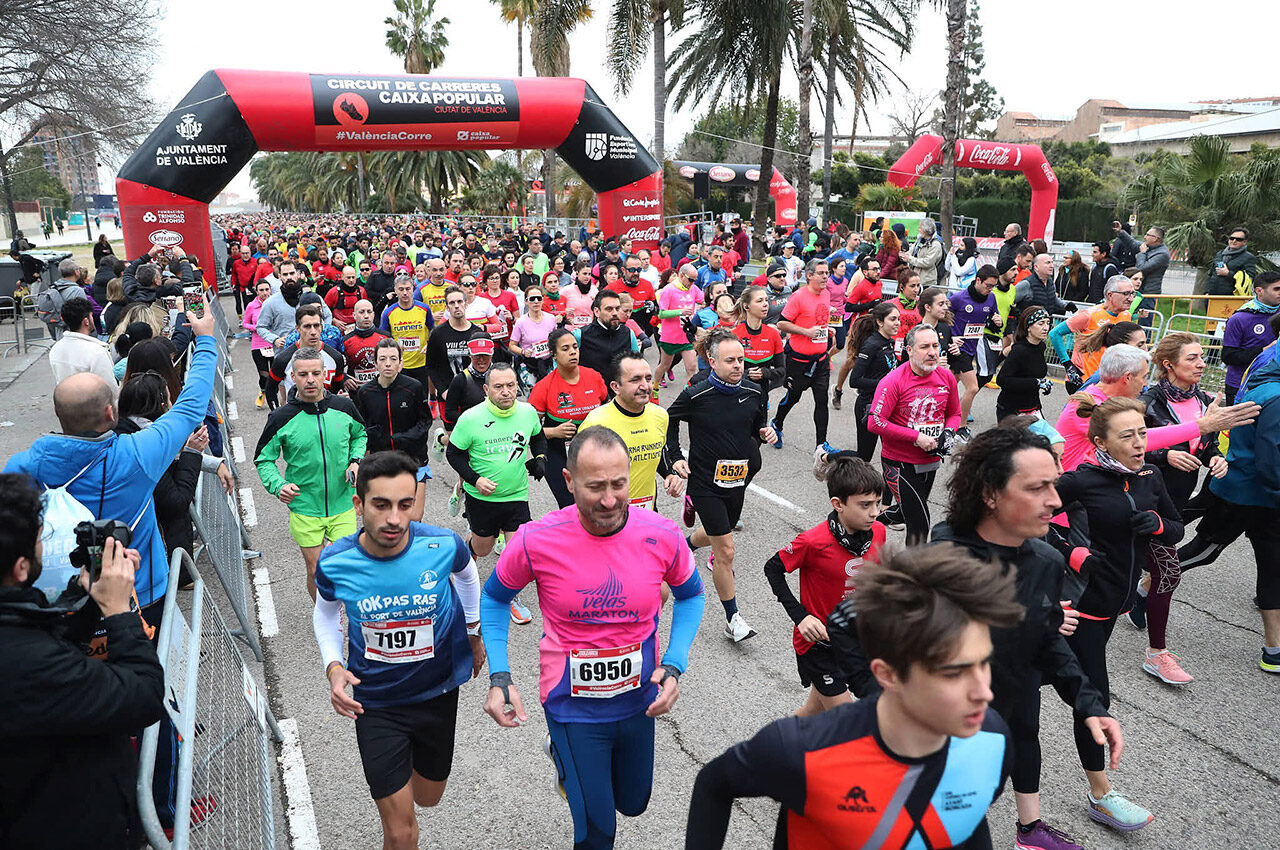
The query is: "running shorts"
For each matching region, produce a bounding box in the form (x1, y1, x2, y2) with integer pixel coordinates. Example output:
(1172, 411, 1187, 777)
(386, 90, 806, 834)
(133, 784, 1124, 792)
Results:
(288, 508, 358, 548)
(795, 641, 855, 698)
(354, 688, 459, 799)
(464, 494, 531, 539)
(949, 350, 975, 375)
(690, 490, 746, 538)
(658, 340, 693, 356)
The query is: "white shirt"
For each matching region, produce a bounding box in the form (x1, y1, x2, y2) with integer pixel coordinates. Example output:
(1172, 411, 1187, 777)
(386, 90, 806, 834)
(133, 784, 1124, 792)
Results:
(49, 331, 118, 390)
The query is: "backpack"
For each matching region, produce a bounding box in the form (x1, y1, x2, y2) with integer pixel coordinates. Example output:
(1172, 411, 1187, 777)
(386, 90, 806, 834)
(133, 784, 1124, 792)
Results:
(35, 283, 70, 328)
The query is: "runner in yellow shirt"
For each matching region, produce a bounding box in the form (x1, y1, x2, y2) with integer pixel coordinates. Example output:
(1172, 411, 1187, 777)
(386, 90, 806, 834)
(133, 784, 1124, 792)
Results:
(380, 274, 434, 386)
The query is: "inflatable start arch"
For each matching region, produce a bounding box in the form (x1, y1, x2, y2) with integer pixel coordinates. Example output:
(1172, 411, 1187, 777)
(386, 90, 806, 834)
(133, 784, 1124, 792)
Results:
(671, 160, 797, 226)
(886, 133, 1058, 242)
(116, 69, 665, 268)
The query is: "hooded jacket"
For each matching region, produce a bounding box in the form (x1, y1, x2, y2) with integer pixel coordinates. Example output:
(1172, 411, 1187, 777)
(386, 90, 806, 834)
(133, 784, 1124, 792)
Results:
(1222, 302, 1278, 390)
(4, 337, 218, 607)
(1211, 353, 1280, 508)
(1206, 244, 1257, 296)
(827, 523, 1108, 720)
(355, 373, 433, 462)
(0, 586, 164, 850)
(253, 391, 367, 518)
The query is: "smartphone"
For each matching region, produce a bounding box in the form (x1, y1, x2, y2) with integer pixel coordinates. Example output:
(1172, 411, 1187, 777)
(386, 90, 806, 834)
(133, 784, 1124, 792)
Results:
(183, 286, 204, 318)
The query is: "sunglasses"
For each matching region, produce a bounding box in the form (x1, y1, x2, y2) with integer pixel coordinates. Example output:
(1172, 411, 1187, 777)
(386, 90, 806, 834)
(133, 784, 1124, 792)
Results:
(769, 272, 785, 278)
(526, 296, 543, 301)
(460, 282, 476, 287)
(1229, 236, 1246, 242)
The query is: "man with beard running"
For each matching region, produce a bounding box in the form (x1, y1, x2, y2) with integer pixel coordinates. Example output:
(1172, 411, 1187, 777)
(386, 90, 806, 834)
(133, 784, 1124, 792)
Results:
(666, 328, 777, 642)
(341, 300, 389, 391)
(867, 324, 961, 544)
(268, 303, 348, 403)
(325, 265, 367, 332)
(575, 290, 638, 380)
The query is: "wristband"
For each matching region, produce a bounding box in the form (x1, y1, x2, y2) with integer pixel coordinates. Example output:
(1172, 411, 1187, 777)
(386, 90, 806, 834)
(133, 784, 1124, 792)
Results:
(656, 663, 682, 687)
(325, 661, 344, 680)
(466, 622, 481, 637)
(489, 671, 514, 706)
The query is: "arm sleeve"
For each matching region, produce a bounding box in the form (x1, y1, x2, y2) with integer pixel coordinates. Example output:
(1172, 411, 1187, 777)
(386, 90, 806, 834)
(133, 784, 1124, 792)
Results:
(312, 597, 346, 669)
(479, 547, 530, 674)
(826, 596, 880, 698)
(451, 557, 481, 622)
(443, 375, 465, 427)
(131, 337, 218, 481)
(446, 439, 481, 486)
(1048, 319, 1073, 363)
(1222, 343, 1265, 369)
(1147, 421, 1202, 453)
(764, 550, 809, 625)
(253, 416, 287, 496)
(661, 571, 705, 673)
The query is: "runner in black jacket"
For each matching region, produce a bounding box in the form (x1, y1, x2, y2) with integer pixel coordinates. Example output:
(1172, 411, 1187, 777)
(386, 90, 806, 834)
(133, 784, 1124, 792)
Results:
(354, 344, 433, 462)
(995, 307, 1053, 422)
(847, 301, 901, 462)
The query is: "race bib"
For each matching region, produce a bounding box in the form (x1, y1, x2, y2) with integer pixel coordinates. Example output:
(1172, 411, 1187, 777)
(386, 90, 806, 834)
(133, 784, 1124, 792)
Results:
(569, 643, 642, 698)
(355, 368, 377, 383)
(630, 495, 655, 511)
(915, 422, 944, 439)
(532, 339, 550, 358)
(986, 337, 1003, 352)
(571, 313, 591, 328)
(399, 337, 421, 351)
(963, 323, 985, 339)
(829, 311, 844, 327)
(490, 327, 508, 340)
(361, 618, 434, 664)
(713, 459, 749, 488)
(894, 338, 903, 357)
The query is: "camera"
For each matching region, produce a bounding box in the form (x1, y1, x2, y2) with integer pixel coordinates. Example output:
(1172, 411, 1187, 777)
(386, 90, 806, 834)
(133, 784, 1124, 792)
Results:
(69, 520, 131, 582)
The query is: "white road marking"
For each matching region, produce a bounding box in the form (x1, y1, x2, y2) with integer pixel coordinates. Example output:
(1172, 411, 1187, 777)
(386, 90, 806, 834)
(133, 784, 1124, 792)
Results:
(231, 436, 245, 464)
(748, 483, 807, 515)
(277, 718, 321, 850)
(228, 401, 238, 421)
(239, 487, 258, 528)
(226, 374, 234, 391)
(253, 566, 279, 638)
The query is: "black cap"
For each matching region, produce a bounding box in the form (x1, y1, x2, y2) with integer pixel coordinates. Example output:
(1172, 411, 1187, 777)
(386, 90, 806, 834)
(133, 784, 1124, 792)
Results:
(605, 241, 620, 252)
(767, 259, 787, 276)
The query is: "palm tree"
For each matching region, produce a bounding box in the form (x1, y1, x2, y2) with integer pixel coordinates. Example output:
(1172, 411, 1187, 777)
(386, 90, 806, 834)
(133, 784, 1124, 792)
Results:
(604, 0, 686, 160)
(385, 0, 450, 75)
(668, 0, 796, 257)
(530, 0, 594, 218)
(795, 0, 814, 223)
(463, 159, 527, 213)
(491, 0, 540, 76)
(856, 181, 925, 212)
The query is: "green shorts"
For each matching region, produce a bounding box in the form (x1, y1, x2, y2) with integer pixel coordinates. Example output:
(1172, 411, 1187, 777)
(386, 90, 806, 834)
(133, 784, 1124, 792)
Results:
(289, 508, 358, 548)
(658, 340, 693, 355)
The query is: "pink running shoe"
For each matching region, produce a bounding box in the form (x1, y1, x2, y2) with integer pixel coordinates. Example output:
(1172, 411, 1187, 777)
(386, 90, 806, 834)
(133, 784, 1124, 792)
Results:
(1143, 649, 1192, 685)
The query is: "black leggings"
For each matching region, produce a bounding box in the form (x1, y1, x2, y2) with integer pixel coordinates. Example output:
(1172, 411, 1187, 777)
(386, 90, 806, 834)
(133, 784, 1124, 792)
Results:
(854, 395, 877, 462)
(1179, 496, 1280, 609)
(992, 677, 1042, 795)
(251, 349, 277, 409)
(773, 353, 830, 445)
(545, 447, 573, 508)
(881, 458, 936, 545)
(1066, 615, 1117, 773)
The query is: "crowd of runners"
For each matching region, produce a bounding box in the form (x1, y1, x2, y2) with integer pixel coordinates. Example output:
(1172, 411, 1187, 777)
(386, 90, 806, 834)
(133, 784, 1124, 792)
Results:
(11, 209, 1272, 850)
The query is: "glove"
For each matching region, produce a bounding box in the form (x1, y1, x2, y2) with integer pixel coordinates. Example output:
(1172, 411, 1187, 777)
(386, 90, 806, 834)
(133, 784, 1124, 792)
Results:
(526, 454, 546, 481)
(1065, 302, 1079, 314)
(932, 428, 955, 457)
(1130, 510, 1163, 536)
(1038, 377, 1054, 396)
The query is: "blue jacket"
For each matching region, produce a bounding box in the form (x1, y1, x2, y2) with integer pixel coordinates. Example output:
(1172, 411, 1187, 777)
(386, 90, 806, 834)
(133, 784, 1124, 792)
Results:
(1211, 351, 1280, 508)
(4, 336, 218, 607)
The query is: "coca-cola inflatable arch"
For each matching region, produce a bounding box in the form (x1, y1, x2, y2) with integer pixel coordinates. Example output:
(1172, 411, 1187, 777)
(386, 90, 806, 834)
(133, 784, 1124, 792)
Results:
(671, 161, 798, 226)
(116, 69, 665, 268)
(886, 134, 1058, 242)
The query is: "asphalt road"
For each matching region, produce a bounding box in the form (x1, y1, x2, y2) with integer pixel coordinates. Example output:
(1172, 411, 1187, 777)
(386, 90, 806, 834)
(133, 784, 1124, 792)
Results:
(2, 306, 1275, 850)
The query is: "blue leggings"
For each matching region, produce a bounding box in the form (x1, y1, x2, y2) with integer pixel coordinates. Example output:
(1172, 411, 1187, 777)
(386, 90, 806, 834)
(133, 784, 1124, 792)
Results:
(546, 712, 655, 849)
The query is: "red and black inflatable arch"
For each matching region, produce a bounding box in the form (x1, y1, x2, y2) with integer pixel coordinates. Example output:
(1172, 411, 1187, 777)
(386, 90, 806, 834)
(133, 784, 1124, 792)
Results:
(887, 133, 1058, 242)
(671, 161, 797, 226)
(116, 69, 665, 269)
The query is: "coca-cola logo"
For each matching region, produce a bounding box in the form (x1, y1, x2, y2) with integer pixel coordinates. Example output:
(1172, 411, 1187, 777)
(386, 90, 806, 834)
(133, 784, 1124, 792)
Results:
(966, 144, 1016, 167)
(621, 226, 662, 242)
(1041, 162, 1056, 183)
(623, 196, 659, 208)
(708, 165, 736, 182)
(914, 152, 935, 176)
(745, 168, 761, 181)
(678, 165, 697, 179)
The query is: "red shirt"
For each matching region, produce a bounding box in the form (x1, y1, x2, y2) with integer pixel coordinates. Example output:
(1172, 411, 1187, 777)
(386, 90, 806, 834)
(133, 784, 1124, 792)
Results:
(780, 521, 886, 653)
(342, 329, 389, 384)
(325, 285, 368, 326)
(846, 277, 882, 309)
(607, 278, 656, 309)
(733, 321, 784, 364)
(781, 285, 832, 356)
(543, 293, 568, 318)
(482, 289, 520, 340)
(650, 253, 671, 273)
(529, 367, 608, 423)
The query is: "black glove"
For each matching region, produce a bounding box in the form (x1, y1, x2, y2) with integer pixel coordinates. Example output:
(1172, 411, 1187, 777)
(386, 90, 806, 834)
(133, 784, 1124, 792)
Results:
(1065, 302, 1079, 314)
(932, 428, 955, 457)
(1130, 510, 1163, 536)
(526, 454, 546, 481)
(1038, 377, 1054, 396)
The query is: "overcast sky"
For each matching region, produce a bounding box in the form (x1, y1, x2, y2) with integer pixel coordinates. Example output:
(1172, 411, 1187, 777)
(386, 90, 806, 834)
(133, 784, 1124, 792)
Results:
(108, 0, 1280, 200)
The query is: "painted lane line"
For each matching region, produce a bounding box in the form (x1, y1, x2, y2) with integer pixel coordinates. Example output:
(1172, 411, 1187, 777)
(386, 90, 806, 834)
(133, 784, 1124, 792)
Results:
(277, 718, 321, 850)
(231, 436, 245, 464)
(239, 487, 258, 529)
(252, 566, 279, 638)
(226, 374, 234, 391)
(748, 483, 807, 515)
(228, 401, 238, 421)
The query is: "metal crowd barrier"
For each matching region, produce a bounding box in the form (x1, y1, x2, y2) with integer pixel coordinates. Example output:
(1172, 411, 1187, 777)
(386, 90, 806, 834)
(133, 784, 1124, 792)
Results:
(190, 469, 263, 662)
(138, 550, 282, 850)
(1, 293, 54, 357)
(1161, 312, 1231, 395)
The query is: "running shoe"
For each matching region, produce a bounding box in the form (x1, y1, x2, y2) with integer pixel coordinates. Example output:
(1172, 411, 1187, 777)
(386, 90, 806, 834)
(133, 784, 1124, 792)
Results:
(1087, 790, 1153, 831)
(831, 388, 842, 410)
(495, 531, 507, 555)
(430, 426, 446, 461)
(879, 506, 905, 530)
(1015, 820, 1082, 850)
(769, 419, 784, 449)
(954, 426, 973, 444)
(733, 520, 744, 531)
(1126, 594, 1147, 629)
(448, 486, 461, 517)
(1259, 647, 1280, 674)
(813, 445, 832, 481)
(242, 549, 262, 561)
(682, 495, 696, 528)
(255, 391, 266, 409)
(659, 376, 670, 389)
(724, 612, 757, 643)
(543, 734, 566, 799)
(966, 414, 974, 423)
(1143, 649, 1192, 685)
(510, 599, 532, 625)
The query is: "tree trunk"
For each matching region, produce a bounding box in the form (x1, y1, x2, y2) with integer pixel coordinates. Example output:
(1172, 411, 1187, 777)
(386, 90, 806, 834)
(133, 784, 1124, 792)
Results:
(542, 151, 556, 218)
(653, 2, 666, 160)
(795, 0, 814, 224)
(516, 23, 524, 77)
(820, 30, 838, 224)
(0, 144, 17, 238)
(939, 0, 966, 247)
(752, 66, 782, 260)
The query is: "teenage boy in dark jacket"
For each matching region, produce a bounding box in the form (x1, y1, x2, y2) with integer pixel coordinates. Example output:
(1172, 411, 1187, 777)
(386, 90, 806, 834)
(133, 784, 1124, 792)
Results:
(355, 337, 434, 520)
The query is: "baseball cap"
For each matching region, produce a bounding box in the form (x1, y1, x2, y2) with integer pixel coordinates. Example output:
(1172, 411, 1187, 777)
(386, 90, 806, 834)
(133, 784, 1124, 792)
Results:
(767, 259, 787, 276)
(604, 241, 620, 252)
(467, 337, 494, 356)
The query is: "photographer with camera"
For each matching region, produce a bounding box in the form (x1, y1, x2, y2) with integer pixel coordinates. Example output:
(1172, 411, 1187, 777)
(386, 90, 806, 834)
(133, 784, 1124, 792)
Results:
(0, 473, 164, 850)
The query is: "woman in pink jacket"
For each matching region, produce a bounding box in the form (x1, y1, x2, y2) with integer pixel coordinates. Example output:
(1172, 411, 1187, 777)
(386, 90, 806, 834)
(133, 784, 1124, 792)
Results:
(242, 278, 274, 409)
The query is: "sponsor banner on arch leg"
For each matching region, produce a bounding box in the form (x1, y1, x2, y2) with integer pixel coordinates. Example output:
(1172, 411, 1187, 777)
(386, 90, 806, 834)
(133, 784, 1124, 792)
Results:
(310, 74, 521, 147)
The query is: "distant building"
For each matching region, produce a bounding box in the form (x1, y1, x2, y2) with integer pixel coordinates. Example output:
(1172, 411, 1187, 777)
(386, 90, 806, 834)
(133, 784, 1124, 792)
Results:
(993, 97, 1280, 148)
(31, 126, 101, 197)
(1101, 108, 1280, 156)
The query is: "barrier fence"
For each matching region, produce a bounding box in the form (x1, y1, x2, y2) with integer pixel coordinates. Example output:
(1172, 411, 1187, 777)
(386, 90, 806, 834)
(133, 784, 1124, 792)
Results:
(138, 550, 282, 850)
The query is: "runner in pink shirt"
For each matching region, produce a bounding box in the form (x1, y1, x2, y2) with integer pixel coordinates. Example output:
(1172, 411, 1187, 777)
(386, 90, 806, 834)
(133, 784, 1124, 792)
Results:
(655, 264, 703, 388)
(563, 262, 600, 330)
(479, 427, 705, 850)
(868, 324, 961, 543)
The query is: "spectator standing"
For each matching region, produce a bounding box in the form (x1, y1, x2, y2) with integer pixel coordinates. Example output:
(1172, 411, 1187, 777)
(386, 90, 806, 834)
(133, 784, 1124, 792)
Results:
(875, 228, 902, 283)
(1056, 251, 1090, 303)
(49, 298, 117, 388)
(903, 218, 944, 288)
(946, 237, 980, 289)
(36, 258, 89, 339)
(1222, 271, 1280, 405)
(997, 222, 1027, 270)
(1087, 241, 1121, 302)
(1207, 226, 1258, 296)
(1112, 223, 1170, 297)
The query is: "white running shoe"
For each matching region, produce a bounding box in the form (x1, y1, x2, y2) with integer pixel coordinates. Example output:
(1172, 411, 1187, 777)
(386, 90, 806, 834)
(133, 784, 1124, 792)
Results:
(431, 426, 446, 461)
(724, 612, 758, 643)
(543, 734, 566, 799)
